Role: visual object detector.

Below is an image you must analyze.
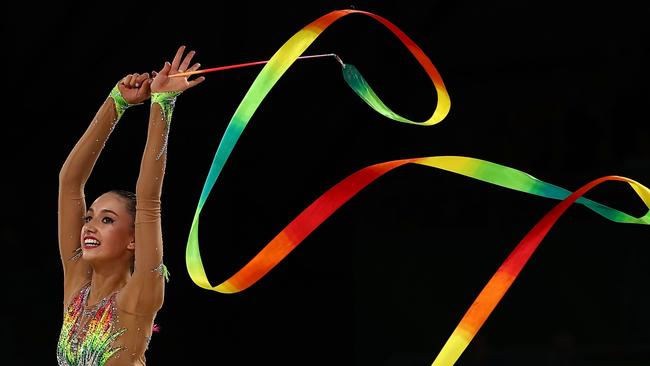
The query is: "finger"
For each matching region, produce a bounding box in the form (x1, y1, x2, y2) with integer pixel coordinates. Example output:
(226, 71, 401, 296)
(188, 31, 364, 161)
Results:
(188, 62, 201, 72)
(123, 74, 133, 87)
(135, 73, 150, 85)
(141, 78, 152, 96)
(170, 45, 186, 72)
(178, 50, 195, 72)
(152, 71, 158, 78)
(160, 62, 171, 76)
(130, 73, 140, 87)
(188, 76, 206, 88)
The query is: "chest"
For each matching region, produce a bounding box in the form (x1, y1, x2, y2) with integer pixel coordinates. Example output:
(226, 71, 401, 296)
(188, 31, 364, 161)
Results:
(57, 287, 126, 366)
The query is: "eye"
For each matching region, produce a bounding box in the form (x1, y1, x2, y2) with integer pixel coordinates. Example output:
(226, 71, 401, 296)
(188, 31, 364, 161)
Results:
(102, 217, 115, 224)
(83, 215, 92, 223)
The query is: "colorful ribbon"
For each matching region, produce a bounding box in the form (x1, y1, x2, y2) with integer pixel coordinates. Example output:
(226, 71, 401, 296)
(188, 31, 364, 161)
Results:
(185, 9, 650, 365)
(187, 9, 451, 292)
(431, 174, 650, 365)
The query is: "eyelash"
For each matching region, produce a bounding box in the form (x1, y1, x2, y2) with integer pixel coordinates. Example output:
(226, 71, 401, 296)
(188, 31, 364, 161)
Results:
(83, 216, 114, 224)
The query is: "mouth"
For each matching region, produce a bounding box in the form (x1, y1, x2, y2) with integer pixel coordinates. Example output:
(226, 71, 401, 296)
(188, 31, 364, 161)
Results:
(83, 237, 101, 249)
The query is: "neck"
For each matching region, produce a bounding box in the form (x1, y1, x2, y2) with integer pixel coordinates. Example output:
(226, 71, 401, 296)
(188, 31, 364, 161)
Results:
(88, 262, 131, 305)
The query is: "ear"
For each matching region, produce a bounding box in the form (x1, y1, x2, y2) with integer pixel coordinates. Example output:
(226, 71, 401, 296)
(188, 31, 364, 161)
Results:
(127, 238, 136, 250)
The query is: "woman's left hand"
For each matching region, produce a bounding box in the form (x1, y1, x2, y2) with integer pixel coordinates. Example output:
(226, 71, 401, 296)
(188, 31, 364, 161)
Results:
(151, 45, 205, 93)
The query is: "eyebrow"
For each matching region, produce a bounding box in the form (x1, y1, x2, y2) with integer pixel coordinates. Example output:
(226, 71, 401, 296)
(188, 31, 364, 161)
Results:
(86, 208, 119, 216)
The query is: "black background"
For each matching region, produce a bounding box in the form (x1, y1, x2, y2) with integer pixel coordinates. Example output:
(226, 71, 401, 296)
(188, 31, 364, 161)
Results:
(3, 1, 650, 365)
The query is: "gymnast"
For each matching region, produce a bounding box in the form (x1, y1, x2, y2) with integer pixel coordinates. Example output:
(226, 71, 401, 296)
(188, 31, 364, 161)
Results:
(56, 45, 205, 365)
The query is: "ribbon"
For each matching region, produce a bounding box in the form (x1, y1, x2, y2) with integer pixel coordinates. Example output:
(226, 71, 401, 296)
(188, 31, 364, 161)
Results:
(431, 174, 650, 364)
(187, 8, 451, 293)
(184, 9, 649, 365)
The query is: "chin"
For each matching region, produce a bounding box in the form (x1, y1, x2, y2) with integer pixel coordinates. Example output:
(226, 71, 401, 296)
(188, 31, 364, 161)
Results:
(81, 249, 101, 261)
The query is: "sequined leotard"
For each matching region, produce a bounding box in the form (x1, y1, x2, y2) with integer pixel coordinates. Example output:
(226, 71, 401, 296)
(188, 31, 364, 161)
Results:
(57, 88, 179, 365)
(57, 283, 126, 365)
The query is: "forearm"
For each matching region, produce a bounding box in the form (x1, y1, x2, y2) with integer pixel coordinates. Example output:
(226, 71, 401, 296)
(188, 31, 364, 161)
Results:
(58, 86, 130, 188)
(135, 92, 178, 199)
(133, 92, 179, 278)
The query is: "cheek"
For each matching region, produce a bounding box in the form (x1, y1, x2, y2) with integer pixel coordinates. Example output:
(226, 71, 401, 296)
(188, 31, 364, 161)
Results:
(101, 226, 130, 246)
(111, 225, 134, 242)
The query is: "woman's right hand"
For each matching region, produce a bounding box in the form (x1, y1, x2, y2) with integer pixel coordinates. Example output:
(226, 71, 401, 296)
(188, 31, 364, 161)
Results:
(118, 73, 153, 104)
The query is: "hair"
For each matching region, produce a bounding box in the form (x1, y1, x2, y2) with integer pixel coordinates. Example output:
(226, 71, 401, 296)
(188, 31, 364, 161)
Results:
(106, 189, 137, 273)
(107, 189, 136, 223)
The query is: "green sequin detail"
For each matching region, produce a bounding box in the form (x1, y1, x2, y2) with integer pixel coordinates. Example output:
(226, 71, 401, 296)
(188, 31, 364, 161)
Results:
(161, 263, 171, 283)
(153, 262, 171, 283)
(151, 91, 182, 125)
(108, 83, 134, 120)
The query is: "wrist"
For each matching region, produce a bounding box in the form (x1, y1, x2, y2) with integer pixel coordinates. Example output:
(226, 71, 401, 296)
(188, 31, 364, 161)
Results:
(151, 91, 182, 123)
(109, 83, 139, 120)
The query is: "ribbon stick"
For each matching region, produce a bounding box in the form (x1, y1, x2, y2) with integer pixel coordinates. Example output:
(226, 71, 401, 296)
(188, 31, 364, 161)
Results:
(184, 8, 649, 366)
(169, 53, 343, 78)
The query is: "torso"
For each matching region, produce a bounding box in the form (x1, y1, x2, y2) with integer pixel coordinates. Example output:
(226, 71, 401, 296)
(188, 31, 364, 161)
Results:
(57, 282, 156, 366)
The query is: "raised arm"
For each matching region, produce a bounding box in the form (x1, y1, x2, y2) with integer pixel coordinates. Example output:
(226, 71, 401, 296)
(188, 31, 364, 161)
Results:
(58, 74, 152, 295)
(122, 46, 204, 313)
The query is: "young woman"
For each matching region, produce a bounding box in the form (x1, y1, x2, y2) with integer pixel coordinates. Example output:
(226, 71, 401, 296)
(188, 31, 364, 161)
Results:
(57, 45, 205, 366)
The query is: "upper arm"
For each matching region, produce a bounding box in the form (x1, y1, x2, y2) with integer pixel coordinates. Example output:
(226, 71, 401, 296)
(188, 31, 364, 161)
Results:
(120, 199, 165, 313)
(58, 176, 92, 294)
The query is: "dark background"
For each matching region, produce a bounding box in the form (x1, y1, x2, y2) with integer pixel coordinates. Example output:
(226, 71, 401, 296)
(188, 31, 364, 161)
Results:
(3, 1, 650, 365)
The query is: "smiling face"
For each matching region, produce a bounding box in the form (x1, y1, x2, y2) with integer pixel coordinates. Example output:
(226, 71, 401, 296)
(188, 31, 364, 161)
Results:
(80, 192, 135, 265)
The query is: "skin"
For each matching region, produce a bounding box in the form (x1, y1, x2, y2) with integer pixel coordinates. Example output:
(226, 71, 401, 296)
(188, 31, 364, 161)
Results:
(79, 193, 136, 299)
(58, 46, 206, 365)
(81, 193, 135, 262)
(70, 46, 206, 306)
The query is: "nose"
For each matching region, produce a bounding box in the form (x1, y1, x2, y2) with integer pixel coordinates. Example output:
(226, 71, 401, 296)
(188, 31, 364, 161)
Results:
(84, 223, 97, 234)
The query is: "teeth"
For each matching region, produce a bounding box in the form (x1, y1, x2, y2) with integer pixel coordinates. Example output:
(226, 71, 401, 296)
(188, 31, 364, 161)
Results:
(84, 238, 100, 245)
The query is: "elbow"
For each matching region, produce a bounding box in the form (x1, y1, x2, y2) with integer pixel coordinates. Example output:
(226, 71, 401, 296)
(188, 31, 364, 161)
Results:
(135, 187, 161, 201)
(59, 167, 82, 188)
(135, 179, 162, 200)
